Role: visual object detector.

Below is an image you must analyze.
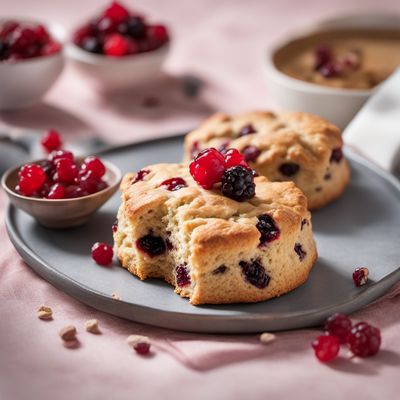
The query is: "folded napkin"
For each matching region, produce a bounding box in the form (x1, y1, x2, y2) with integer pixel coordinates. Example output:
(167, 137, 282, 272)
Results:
(344, 68, 400, 173)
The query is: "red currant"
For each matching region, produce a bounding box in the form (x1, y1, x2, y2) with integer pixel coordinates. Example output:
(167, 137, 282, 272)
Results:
(134, 342, 151, 355)
(81, 156, 106, 179)
(91, 242, 113, 265)
(79, 170, 100, 194)
(104, 33, 130, 56)
(103, 1, 130, 23)
(353, 267, 369, 287)
(224, 148, 248, 168)
(189, 148, 226, 189)
(49, 149, 74, 164)
(17, 164, 46, 196)
(147, 25, 168, 43)
(312, 334, 340, 362)
(347, 322, 381, 357)
(324, 313, 352, 344)
(47, 183, 65, 199)
(41, 129, 62, 153)
(56, 158, 79, 183)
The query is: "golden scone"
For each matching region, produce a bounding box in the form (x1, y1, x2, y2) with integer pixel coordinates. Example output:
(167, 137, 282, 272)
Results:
(184, 111, 350, 210)
(113, 163, 318, 305)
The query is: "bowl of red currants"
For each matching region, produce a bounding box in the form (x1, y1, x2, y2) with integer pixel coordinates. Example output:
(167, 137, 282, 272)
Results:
(0, 19, 65, 110)
(1, 130, 121, 228)
(67, 1, 170, 90)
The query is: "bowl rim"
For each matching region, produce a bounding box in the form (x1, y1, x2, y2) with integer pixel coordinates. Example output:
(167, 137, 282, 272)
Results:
(1, 158, 122, 203)
(264, 13, 400, 97)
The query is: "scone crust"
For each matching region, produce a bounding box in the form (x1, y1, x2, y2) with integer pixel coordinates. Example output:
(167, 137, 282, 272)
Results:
(114, 163, 318, 305)
(184, 111, 350, 209)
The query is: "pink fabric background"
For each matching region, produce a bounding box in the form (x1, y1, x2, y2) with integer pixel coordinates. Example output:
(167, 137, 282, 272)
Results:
(1, 1, 400, 399)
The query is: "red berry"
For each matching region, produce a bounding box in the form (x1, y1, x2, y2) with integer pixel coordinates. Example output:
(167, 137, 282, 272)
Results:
(160, 177, 187, 191)
(34, 25, 50, 43)
(103, 1, 130, 23)
(41, 40, 61, 56)
(147, 25, 168, 43)
(47, 183, 65, 199)
(224, 148, 248, 168)
(347, 322, 381, 357)
(73, 24, 96, 45)
(78, 170, 100, 194)
(189, 148, 226, 189)
(96, 180, 109, 192)
(41, 129, 62, 153)
(312, 335, 340, 362)
(0, 21, 19, 40)
(56, 158, 79, 183)
(324, 313, 352, 344)
(17, 164, 46, 196)
(104, 33, 130, 56)
(49, 149, 74, 164)
(134, 341, 151, 355)
(81, 156, 106, 179)
(91, 242, 113, 265)
(353, 267, 369, 287)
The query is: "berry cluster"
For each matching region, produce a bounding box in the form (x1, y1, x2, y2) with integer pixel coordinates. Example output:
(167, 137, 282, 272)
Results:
(73, 1, 169, 57)
(15, 130, 108, 199)
(189, 148, 256, 202)
(313, 44, 361, 79)
(312, 313, 381, 362)
(0, 21, 61, 62)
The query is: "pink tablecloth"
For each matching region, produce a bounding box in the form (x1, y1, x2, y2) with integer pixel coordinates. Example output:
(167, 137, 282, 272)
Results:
(1, 1, 400, 399)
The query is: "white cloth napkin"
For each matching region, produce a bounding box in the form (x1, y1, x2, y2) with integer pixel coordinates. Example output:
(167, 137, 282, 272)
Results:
(344, 68, 400, 173)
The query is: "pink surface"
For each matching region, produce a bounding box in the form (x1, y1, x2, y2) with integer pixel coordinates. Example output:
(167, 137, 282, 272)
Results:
(1, 1, 400, 399)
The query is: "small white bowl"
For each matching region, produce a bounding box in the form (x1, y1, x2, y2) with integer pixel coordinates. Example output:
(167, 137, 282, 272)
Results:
(66, 42, 169, 91)
(265, 14, 400, 129)
(0, 20, 65, 111)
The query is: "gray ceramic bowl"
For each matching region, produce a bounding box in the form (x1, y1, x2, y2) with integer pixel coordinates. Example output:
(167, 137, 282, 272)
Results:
(1, 158, 121, 228)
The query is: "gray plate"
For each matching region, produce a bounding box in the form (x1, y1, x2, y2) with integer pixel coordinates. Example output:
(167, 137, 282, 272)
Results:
(6, 135, 400, 333)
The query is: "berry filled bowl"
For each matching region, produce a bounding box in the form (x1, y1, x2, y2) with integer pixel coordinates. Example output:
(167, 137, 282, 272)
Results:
(1, 146, 121, 228)
(66, 1, 170, 90)
(0, 19, 65, 110)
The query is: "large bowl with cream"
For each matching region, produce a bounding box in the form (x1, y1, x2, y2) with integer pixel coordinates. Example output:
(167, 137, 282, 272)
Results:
(265, 14, 400, 128)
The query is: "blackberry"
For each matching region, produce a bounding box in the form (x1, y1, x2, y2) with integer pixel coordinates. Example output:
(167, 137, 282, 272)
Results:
(0, 41, 10, 60)
(279, 162, 299, 177)
(256, 214, 280, 246)
(81, 37, 103, 54)
(239, 259, 270, 289)
(118, 17, 146, 39)
(221, 166, 255, 202)
(136, 234, 166, 257)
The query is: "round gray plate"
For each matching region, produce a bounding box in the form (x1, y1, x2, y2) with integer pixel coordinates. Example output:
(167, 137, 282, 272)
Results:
(6, 135, 400, 333)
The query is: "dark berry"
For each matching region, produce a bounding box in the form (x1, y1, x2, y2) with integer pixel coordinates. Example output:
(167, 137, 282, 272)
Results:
(239, 123, 256, 137)
(0, 41, 10, 60)
(189, 148, 226, 189)
(47, 183, 65, 199)
(81, 156, 106, 179)
(41, 129, 62, 153)
(279, 163, 299, 177)
(348, 322, 381, 357)
(312, 335, 340, 362)
(330, 148, 343, 163)
(242, 145, 260, 163)
(301, 219, 308, 230)
(176, 264, 191, 287)
(239, 259, 270, 289)
(324, 313, 352, 344)
(91, 242, 113, 265)
(294, 243, 306, 261)
(256, 214, 280, 246)
(314, 44, 332, 70)
(136, 235, 166, 257)
(221, 166, 255, 202)
(224, 148, 248, 169)
(160, 177, 187, 191)
(352, 267, 369, 287)
(133, 169, 150, 184)
(218, 140, 230, 154)
(212, 265, 227, 275)
(118, 16, 146, 39)
(112, 220, 118, 233)
(81, 37, 103, 54)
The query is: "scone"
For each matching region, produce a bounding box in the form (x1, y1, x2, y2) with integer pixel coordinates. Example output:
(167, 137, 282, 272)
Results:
(184, 111, 350, 210)
(113, 162, 318, 305)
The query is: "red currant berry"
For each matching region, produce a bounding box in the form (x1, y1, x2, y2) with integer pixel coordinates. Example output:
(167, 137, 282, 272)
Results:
(189, 148, 226, 189)
(56, 158, 79, 183)
(81, 156, 106, 179)
(103, 1, 130, 23)
(312, 334, 340, 362)
(224, 148, 249, 168)
(353, 267, 369, 287)
(324, 313, 352, 344)
(104, 33, 130, 56)
(134, 341, 151, 355)
(34, 25, 50, 43)
(147, 25, 168, 43)
(347, 322, 381, 357)
(78, 170, 100, 194)
(17, 164, 46, 196)
(40, 40, 61, 56)
(47, 183, 65, 199)
(49, 149, 74, 164)
(91, 242, 113, 265)
(41, 129, 62, 153)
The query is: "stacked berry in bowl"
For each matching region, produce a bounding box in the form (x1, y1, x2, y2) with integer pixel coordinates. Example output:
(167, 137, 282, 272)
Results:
(0, 20, 64, 110)
(67, 1, 170, 90)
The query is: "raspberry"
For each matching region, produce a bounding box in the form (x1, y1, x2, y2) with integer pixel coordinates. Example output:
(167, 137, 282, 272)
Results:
(17, 164, 46, 196)
(41, 129, 62, 153)
(312, 335, 340, 362)
(47, 183, 65, 199)
(353, 267, 369, 287)
(347, 322, 381, 357)
(104, 33, 130, 56)
(81, 156, 106, 179)
(56, 158, 79, 183)
(324, 313, 352, 344)
(221, 166, 255, 202)
(91, 242, 113, 265)
(189, 148, 226, 189)
(224, 148, 248, 169)
(103, 1, 130, 23)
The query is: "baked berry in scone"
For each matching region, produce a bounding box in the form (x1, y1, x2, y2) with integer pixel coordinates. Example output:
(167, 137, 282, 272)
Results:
(113, 149, 318, 305)
(184, 111, 350, 210)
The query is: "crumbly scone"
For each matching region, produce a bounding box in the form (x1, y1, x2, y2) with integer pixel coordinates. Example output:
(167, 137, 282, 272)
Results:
(113, 163, 317, 305)
(183, 111, 350, 210)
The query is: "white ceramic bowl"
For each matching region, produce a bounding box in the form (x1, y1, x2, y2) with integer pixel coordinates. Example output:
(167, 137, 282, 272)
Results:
(265, 14, 400, 129)
(66, 41, 169, 91)
(0, 20, 65, 111)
